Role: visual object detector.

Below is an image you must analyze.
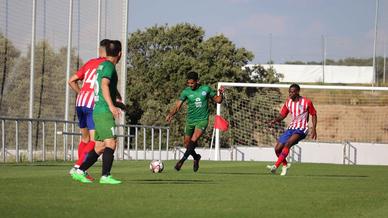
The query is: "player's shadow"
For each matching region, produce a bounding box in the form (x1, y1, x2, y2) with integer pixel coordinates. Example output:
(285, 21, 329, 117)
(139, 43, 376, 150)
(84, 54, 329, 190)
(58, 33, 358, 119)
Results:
(304, 174, 368, 178)
(130, 179, 216, 185)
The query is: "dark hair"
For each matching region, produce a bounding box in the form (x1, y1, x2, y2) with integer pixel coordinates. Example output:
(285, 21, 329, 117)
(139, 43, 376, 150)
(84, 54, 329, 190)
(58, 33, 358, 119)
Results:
(106, 40, 122, 57)
(289, 83, 300, 91)
(187, 71, 199, 80)
(99, 39, 110, 47)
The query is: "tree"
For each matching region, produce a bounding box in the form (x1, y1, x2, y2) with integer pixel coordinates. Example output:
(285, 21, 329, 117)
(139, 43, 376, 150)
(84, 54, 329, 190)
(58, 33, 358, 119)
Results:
(2, 40, 80, 119)
(126, 23, 281, 146)
(0, 33, 20, 112)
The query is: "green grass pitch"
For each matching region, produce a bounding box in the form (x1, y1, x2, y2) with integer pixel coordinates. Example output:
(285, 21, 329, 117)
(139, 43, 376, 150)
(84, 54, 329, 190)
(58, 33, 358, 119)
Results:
(1, 161, 388, 218)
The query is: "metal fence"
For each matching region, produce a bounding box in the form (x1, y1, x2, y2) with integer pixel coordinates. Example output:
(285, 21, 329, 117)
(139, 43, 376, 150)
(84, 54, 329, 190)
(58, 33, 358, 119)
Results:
(0, 116, 174, 163)
(0, 0, 129, 157)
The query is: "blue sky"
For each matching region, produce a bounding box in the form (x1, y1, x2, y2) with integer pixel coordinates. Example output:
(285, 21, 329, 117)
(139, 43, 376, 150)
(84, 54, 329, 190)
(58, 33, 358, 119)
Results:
(1, 0, 387, 64)
(129, 0, 388, 63)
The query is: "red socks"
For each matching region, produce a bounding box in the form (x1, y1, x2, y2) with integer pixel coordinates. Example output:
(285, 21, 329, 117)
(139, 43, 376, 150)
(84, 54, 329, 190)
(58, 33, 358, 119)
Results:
(275, 148, 288, 167)
(75, 141, 96, 167)
(275, 147, 290, 168)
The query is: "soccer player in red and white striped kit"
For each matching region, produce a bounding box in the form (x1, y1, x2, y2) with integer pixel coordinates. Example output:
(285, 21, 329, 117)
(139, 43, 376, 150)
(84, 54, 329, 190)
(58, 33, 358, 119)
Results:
(68, 39, 110, 180)
(267, 83, 317, 176)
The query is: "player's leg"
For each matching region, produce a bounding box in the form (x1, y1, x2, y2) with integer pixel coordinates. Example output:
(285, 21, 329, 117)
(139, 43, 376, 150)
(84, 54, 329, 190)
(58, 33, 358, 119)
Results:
(174, 123, 195, 171)
(99, 138, 121, 184)
(72, 112, 107, 183)
(74, 128, 90, 167)
(274, 141, 288, 167)
(269, 130, 305, 176)
(274, 134, 300, 167)
(70, 107, 90, 175)
(267, 130, 293, 174)
(85, 112, 120, 184)
(102, 138, 116, 176)
(76, 108, 96, 167)
(190, 128, 205, 172)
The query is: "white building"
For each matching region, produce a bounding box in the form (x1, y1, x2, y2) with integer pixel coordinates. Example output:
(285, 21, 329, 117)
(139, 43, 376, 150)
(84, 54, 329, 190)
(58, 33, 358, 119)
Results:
(246, 64, 373, 84)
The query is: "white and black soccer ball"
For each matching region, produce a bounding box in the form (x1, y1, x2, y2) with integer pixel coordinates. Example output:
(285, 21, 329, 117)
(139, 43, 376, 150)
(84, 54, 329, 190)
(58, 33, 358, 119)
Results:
(149, 160, 164, 173)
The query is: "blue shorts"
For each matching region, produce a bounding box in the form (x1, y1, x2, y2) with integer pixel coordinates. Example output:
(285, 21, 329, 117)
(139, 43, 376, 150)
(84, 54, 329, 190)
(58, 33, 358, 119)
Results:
(76, 106, 95, 130)
(278, 129, 307, 146)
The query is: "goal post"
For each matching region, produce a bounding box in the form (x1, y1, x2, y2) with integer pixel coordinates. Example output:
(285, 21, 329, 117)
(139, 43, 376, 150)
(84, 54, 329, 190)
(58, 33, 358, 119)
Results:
(214, 82, 388, 160)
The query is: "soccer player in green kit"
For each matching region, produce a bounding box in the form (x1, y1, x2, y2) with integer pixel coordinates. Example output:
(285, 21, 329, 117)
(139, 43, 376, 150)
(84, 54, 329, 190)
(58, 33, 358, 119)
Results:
(72, 40, 122, 184)
(166, 71, 224, 172)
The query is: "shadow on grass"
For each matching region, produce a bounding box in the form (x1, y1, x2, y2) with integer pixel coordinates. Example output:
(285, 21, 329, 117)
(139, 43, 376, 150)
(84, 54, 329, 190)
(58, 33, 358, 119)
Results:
(303, 174, 369, 178)
(2, 164, 68, 167)
(201, 172, 268, 176)
(130, 179, 216, 185)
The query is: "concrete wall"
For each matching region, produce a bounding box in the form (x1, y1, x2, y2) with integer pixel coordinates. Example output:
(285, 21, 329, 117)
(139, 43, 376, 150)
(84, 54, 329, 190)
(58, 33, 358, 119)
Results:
(124, 142, 388, 166)
(8, 142, 387, 165)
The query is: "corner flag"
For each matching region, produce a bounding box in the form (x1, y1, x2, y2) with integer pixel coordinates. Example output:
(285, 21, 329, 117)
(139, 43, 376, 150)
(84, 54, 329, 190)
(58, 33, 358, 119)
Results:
(214, 115, 229, 132)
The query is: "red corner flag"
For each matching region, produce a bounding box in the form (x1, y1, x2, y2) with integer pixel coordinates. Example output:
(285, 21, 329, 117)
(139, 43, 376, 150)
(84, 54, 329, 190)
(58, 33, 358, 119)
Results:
(214, 115, 229, 132)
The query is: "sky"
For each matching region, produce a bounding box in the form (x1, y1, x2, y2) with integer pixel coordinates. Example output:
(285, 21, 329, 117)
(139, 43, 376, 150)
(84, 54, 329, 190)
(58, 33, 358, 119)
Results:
(129, 0, 388, 63)
(1, 0, 387, 64)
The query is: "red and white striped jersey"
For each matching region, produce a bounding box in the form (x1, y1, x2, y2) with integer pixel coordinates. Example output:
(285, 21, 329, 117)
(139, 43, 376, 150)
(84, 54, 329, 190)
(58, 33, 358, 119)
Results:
(75, 57, 106, 108)
(280, 96, 317, 131)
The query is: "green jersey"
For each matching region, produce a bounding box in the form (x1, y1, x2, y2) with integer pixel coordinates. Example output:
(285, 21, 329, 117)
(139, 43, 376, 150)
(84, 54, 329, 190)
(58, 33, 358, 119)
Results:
(93, 61, 118, 113)
(179, 85, 217, 122)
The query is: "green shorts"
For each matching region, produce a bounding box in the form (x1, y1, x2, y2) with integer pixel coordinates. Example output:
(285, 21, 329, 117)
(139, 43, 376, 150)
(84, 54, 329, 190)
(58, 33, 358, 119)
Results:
(184, 119, 208, 136)
(93, 112, 116, 141)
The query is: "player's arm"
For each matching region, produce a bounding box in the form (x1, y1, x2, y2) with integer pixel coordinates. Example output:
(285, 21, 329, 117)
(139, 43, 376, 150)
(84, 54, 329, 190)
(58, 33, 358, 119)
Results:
(310, 114, 317, 140)
(269, 114, 286, 126)
(269, 103, 288, 126)
(213, 86, 224, 104)
(68, 74, 81, 94)
(166, 100, 184, 123)
(308, 99, 317, 140)
(114, 89, 128, 111)
(101, 78, 120, 119)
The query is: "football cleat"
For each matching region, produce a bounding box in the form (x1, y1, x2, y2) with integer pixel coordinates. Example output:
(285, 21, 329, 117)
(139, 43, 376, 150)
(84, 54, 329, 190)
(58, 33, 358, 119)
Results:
(193, 154, 201, 172)
(266, 165, 277, 174)
(72, 171, 92, 183)
(99, 175, 122, 184)
(174, 160, 184, 171)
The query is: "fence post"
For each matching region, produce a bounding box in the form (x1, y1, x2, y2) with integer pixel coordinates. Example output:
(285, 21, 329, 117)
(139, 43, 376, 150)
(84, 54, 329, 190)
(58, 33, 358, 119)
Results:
(127, 126, 130, 160)
(158, 128, 162, 161)
(151, 128, 154, 160)
(54, 122, 57, 161)
(166, 128, 169, 160)
(143, 127, 146, 160)
(42, 121, 45, 161)
(135, 127, 138, 160)
(2, 120, 5, 162)
(15, 121, 19, 163)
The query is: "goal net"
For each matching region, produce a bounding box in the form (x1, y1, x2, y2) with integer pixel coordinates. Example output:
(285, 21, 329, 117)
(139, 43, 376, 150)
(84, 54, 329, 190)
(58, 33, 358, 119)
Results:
(216, 83, 388, 148)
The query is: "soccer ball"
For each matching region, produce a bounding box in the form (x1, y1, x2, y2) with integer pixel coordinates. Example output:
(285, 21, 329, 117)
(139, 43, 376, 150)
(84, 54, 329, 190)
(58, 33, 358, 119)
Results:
(149, 160, 164, 173)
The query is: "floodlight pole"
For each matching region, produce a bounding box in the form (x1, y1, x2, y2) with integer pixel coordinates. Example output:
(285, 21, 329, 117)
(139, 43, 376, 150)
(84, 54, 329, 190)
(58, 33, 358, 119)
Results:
(28, 0, 37, 162)
(372, 0, 379, 85)
(269, 33, 272, 64)
(117, 0, 129, 159)
(384, 38, 386, 83)
(322, 35, 326, 83)
(64, 0, 73, 161)
(97, 0, 102, 56)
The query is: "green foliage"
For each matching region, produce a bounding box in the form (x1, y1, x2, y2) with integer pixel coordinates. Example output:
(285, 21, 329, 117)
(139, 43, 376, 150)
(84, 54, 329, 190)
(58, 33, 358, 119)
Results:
(126, 23, 281, 146)
(0, 35, 81, 149)
(0, 32, 21, 110)
(1, 40, 80, 119)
